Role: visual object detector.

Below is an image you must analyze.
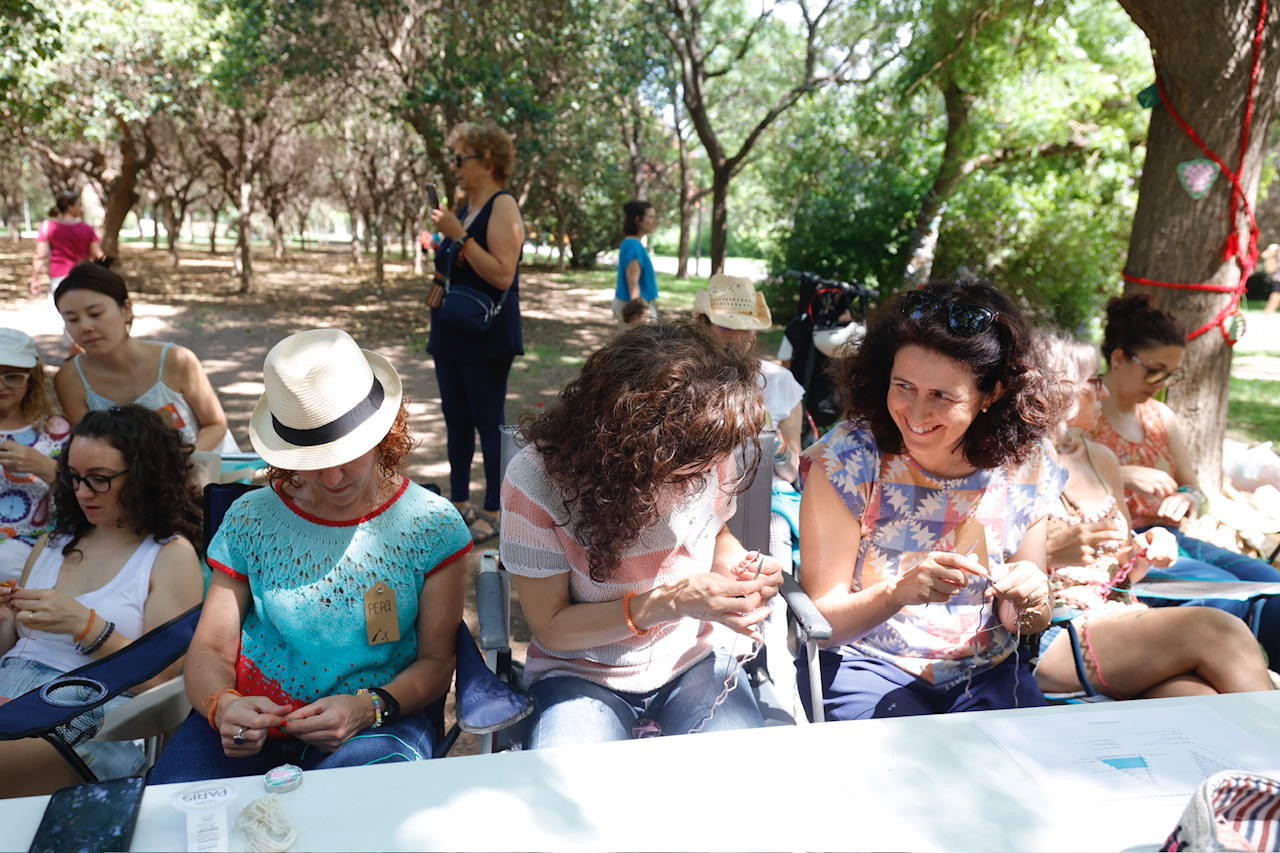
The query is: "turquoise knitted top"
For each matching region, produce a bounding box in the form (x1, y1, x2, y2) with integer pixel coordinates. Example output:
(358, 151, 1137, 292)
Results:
(208, 480, 471, 711)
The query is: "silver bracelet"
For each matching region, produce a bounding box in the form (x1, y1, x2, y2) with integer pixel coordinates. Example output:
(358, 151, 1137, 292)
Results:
(78, 620, 115, 655)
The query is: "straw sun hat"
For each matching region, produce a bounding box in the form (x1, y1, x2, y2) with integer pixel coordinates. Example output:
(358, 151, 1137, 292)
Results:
(692, 274, 772, 331)
(249, 328, 403, 470)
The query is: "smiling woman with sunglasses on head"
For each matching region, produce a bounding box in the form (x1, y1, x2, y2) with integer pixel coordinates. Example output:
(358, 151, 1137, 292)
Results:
(798, 276, 1070, 720)
(427, 121, 525, 546)
(0, 406, 203, 797)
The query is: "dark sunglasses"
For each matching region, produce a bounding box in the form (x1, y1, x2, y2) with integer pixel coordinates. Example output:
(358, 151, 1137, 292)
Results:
(1127, 352, 1184, 386)
(59, 467, 129, 494)
(1086, 374, 1105, 390)
(901, 290, 1000, 337)
(449, 153, 480, 168)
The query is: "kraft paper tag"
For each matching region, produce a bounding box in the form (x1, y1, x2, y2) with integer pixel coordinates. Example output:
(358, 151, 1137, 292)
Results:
(364, 582, 400, 645)
(953, 518, 990, 573)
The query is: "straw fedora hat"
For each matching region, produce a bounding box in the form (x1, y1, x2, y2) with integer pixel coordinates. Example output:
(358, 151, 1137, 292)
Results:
(249, 329, 403, 470)
(693, 274, 772, 331)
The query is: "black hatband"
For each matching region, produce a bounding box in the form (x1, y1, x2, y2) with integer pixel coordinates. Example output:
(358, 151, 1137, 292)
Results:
(271, 376, 385, 447)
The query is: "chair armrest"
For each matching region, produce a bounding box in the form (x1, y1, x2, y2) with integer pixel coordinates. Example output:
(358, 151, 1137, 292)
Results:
(94, 676, 191, 742)
(453, 622, 532, 735)
(476, 550, 510, 652)
(781, 573, 831, 642)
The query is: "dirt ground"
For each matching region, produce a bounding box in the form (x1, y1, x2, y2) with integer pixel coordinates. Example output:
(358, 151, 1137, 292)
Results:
(2, 237, 623, 754)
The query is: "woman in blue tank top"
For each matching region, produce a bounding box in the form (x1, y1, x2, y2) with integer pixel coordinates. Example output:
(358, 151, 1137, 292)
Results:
(427, 121, 525, 545)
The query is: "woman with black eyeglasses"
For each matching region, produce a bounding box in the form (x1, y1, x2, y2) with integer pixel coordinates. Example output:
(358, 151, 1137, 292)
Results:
(1089, 296, 1280, 594)
(427, 120, 525, 545)
(797, 277, 1070, 720)
(0, 405, 202, 796)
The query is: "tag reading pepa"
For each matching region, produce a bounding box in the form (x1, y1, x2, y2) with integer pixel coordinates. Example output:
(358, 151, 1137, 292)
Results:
(364, 582, 400, 645)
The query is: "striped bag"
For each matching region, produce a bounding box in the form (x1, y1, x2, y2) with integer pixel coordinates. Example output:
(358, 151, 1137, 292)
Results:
(1163, 772, 1280, 852)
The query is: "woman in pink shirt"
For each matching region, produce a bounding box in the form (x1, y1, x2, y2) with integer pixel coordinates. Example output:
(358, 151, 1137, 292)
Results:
(30, 192, 103, 300)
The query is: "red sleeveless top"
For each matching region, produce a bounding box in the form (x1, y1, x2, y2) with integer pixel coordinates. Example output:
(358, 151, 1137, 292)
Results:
(1087, 398, 1176, 528)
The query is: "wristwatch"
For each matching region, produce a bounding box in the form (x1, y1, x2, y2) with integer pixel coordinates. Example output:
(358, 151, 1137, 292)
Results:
(369, 687, 400, 723)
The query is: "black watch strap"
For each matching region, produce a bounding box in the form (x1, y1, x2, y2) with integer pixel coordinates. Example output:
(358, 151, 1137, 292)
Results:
(370, 687, 400, 722)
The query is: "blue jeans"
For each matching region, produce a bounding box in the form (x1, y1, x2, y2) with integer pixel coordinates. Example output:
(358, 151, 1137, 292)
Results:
(147, 709, 437, 784)
(526, 649, 764, 749)
(1138, 525, 1280, 662)
(798, 649, 1047, 721)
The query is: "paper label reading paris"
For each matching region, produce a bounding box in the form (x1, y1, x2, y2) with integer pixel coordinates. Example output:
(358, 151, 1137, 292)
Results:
(364, 581, 400, 645)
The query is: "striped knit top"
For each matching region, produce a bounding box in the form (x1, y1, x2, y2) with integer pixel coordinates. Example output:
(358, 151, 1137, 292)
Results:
(500, 444, 739, 693)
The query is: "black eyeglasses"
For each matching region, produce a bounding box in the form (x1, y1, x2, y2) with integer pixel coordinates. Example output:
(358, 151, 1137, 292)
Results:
(901, 290, 1000, 337)
(1128, 353, 1184, 386)
(450, 153, 480, 168)
(0, 372, 30, 389)
(59, 468, 129, 494)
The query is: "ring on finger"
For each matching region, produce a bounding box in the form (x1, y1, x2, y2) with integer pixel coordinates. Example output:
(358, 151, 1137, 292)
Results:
(232, 726, 248, 746)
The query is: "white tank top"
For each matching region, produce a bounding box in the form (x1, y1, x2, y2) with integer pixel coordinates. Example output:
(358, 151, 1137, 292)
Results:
(4, 534, 164, 674)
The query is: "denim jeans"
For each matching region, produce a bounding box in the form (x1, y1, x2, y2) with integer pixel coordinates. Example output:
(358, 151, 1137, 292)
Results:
(1138, 524, 1280, 662)
(148, 709, 438, 784)
(0, 656, 145, 780)
(526, 649, 764, 749)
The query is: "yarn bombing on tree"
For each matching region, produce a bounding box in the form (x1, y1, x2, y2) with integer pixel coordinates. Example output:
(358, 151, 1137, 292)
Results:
(1121, 0, 1269, 346)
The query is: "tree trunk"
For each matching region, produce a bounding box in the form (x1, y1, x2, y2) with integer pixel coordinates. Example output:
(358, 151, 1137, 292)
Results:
(903, 82, 975, 287)
(208, 205, 221, 254)
(270, 212, 287, 260)
(163, 198, 180, 269)
(234, 180, 254, 294)
(1118, 0, 1280, 489)
(709, 168, 731, 275)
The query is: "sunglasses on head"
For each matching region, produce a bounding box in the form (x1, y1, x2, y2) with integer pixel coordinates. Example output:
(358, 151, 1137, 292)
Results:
(900, 290, 1000, 337)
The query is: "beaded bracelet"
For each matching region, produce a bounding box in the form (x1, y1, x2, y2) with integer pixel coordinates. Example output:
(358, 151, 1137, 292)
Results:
(369, 687, 400, 723)
(78, 620, 115, 656)
(356, 688, 384, 728)
(622, 592, 650, 637)
(72, 609, 97, 645)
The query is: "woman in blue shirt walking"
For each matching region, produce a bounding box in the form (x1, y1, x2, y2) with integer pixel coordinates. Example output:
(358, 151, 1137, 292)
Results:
(614, 200, 658, 325)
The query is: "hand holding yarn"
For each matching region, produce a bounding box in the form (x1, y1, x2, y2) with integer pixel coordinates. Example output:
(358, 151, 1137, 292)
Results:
(283, 694, 375, 751)
(218, 696, 292, 758)
(891, 550, 987, 608)
(8, 587, 91, 636)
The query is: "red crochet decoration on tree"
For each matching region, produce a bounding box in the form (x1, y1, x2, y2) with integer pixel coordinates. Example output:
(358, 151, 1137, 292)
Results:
(1121, 0, 1268, 345)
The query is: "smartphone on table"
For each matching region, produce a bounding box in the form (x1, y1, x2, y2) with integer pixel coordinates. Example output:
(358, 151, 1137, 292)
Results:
(28, 775, 146, 853)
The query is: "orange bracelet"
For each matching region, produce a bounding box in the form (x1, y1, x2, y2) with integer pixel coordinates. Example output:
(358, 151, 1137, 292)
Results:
(622, 592, 650, 637)
(72, 609, 97, 644)
(205, 687, 243, 731)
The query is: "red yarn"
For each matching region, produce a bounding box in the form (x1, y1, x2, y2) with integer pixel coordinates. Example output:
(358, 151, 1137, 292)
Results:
(1120, 0, 1268, 345)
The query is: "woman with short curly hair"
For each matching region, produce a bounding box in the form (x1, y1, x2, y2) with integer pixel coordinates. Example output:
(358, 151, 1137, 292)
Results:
(0, 405, 204, 796)
(501, 322, 786, 747)
(799, 276, 1070, 720)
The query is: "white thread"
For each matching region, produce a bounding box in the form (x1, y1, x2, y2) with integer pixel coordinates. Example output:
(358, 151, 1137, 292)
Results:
(238, 794, 297, 852)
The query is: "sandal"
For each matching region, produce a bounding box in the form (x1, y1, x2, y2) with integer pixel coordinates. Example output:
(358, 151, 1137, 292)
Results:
(468, 510, 501, 545)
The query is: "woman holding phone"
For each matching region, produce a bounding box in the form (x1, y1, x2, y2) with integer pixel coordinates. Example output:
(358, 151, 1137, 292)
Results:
(427, 120, 525, 545)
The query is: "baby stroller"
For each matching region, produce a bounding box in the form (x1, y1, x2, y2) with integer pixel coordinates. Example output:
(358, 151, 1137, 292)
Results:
(776, 271, 876, 441)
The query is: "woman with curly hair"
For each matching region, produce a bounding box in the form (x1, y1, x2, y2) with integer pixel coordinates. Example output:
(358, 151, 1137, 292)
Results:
(799, 277, 1069, 720)
(0, 329, 72, 582)
(149, 329, 471, 783)
(0, 405, 204, 796)
(500, 322, 786, 747)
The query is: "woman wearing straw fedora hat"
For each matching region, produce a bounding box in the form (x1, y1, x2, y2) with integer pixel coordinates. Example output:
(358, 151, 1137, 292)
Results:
(149, 329, 473, 783)
(694, 274, 806, 563)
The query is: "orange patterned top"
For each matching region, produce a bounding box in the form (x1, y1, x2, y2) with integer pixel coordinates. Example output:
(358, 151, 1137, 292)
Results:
(1087, 398, 1176, 529)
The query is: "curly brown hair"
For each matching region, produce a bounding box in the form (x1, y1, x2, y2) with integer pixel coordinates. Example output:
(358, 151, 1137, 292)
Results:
(51, 405, 202, 556)
(834, 274, 1068, 470)
(522, 322, 765, 582)
(447, 121, 516, 184)
(19, 362, 58, 424)
(265, 399, 417, 489)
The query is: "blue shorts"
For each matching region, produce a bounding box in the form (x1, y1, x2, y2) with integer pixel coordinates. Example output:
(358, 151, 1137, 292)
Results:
(0, 656, 146, 779)
(798, 648, 1047, 721)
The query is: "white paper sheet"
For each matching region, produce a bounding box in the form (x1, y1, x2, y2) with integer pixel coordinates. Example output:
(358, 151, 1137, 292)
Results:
(975, 705, 1280, 806)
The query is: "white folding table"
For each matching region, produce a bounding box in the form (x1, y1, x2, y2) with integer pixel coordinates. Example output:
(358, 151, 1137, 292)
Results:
(4, 690, 1280, 851)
